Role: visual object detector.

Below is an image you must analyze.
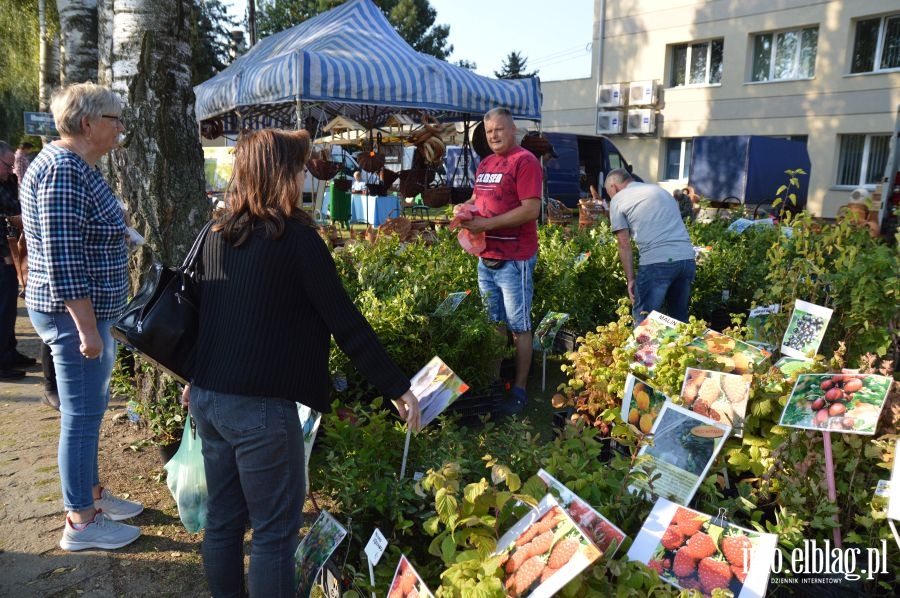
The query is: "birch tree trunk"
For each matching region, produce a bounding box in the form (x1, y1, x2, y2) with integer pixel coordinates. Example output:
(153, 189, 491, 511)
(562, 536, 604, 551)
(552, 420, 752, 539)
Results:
(38, 0, 61, 111)
(103, 0, 207, 267)
(56, 0, 98, 84)
(101, 0, 207, 425)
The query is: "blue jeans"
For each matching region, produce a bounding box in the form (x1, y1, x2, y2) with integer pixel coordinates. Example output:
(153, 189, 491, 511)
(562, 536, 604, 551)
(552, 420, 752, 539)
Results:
(190, 387, 305, 598)
(477, 255, 537, 333)
(28, 310, 117, 512)
(634, 259, 696, 323)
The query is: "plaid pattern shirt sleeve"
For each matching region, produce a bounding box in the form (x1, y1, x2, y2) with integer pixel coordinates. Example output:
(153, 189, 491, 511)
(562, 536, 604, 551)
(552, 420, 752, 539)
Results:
(21, 147, 129, 319)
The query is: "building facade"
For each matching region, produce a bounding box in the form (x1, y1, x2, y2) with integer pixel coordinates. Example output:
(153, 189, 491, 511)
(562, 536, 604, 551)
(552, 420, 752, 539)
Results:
(539, 0, 900, 218)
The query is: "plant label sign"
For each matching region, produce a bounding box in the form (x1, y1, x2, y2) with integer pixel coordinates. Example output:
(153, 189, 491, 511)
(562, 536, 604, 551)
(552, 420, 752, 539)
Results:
(780, 299, 832, 360)
(627, 497, 778, 597)
(536, 469, 626, 558)
(686, 330, 770, 374)
(628, 311, 685, 370)
(779, 373, 893, 435)
(628, 402, 731, 506)
(621, 374, 669, 434)
(294, 510, 347, 597)
(680, 368, 751, 437)
(387, 554, 434, 598)
(493, 494, 602, 598)
(889, 440, 900, 522)
(533, 311, 570, 352)
(364, 528, 388, 567)
(746, 303, 780, 351)
(409, 356, 469, 429)
(432, 290, 470, 317)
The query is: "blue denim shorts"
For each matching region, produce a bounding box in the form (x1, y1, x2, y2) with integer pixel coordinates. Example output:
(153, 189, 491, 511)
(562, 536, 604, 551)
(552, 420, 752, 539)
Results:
(477, 254, 536, 333)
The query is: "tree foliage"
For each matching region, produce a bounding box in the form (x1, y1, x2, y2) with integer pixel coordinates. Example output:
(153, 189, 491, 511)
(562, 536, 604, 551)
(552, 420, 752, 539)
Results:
(0, 0, 52, 144)
(189, 0, 238, 84)
(494, 51, 538, 79)
(256, 0, 452, 59)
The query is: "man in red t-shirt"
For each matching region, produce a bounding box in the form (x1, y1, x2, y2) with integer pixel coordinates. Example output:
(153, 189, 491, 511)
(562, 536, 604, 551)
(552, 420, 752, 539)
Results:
(458, 107, 542, 414)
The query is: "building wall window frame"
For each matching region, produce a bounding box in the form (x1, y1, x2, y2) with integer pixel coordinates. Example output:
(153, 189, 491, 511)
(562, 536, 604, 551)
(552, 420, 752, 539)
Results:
(850, 13, 900, 74)
(750, 26, 818, 82)
(664, 138, 693, 181)
(669, 39, 723, 87)
(836, 134, 891, 188)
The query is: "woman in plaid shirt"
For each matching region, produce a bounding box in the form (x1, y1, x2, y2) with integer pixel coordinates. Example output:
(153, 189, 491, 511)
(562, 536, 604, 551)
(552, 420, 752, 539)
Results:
(19, 83, 143, 552)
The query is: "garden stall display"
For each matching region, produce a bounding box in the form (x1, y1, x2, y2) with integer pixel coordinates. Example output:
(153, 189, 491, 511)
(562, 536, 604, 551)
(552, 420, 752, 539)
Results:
(193, 0, 541, 132)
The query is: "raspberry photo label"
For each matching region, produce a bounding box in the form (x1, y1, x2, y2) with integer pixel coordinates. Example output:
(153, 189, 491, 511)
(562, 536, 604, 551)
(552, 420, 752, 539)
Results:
(387, 554, 433, 598)
(493, 494, 602, 598)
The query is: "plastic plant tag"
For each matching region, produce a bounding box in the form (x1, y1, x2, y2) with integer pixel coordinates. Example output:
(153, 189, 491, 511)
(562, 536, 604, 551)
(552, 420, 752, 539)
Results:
(364, 528, 388, 567)
(533, 311, 570, 352)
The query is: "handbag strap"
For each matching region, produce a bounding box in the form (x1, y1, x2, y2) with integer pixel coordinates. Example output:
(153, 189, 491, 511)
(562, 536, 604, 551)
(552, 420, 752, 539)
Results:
(181, 220, 214, 272)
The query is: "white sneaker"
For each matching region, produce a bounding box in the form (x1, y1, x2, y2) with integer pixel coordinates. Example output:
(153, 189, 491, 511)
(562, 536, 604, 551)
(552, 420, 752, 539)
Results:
(94, 488, 144, 521)
(59, 512, 140, 551)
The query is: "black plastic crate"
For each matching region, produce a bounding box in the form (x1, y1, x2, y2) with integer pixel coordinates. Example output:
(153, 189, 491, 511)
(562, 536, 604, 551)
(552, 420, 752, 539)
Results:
(553, 328, 581, 353)
(445, 382, 506, 419)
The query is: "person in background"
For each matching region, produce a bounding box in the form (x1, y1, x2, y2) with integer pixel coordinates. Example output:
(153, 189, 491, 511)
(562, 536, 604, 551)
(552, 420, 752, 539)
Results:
(0, 140, 36, 379)
(458, 107, 542, 415)
(183, 128, 420, 597)
(673, 188, 694, 221)
(14, 141, 33, 181)
(351, 170, 367, 195)
(607, 168, 696, 323)
(19, 83, 142, 551)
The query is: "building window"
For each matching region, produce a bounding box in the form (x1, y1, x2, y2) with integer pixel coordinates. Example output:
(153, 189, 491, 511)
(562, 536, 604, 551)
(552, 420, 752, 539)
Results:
(751, 26, 818, 82)
(851, 13, 900, 73)
(665, 138, 693, 180)
(670, 40, 723, 86)
(836, 134, 890, 187)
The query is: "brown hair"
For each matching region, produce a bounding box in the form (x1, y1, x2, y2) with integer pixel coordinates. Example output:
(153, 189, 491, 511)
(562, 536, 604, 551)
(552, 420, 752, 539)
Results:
(218, 128, 313, 246)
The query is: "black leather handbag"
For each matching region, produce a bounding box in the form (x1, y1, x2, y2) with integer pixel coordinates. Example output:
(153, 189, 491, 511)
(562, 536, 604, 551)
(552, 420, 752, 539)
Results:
(112, 221, 212, 383)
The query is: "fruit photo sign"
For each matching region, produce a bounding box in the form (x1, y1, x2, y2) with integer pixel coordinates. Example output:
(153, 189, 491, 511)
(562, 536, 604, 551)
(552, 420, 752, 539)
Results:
(778, 373, 893, 435)
(628, 403, 731, 506)
(621, 374, 669, 434)
(533, 311, 570, 352)
(680, 367, 751, 437)
(409, 356, 470, 429)
(493, 494, 602, 598)
(294, 510, 347, 598)
(686, 329, 770, 374)
(780, 299, 833, 360)
(387, 554, 434, 598)
(536, 468, 626, 557)
(627, 497, 778, 597)
(627, 311, 685, 370)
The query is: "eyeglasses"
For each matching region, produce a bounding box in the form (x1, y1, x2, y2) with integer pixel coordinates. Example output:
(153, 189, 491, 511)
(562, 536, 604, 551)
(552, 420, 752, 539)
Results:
(101, 114, 125, 126)
(0, 160, 13, 169)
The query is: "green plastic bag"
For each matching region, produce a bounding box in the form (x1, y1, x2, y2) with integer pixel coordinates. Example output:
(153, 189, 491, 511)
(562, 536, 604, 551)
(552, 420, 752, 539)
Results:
(164, 415, 207, 533)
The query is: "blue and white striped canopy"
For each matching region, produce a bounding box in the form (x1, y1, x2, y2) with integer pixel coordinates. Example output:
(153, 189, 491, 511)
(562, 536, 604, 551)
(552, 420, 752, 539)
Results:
(193, 0, 541, 125)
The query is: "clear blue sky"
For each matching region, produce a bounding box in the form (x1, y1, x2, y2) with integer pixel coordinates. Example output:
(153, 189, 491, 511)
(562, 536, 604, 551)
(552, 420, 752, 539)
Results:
(223, 0, 594, 82)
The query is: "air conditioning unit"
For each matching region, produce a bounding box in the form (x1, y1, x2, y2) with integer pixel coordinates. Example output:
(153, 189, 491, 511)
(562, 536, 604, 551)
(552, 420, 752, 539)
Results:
(597, 83, 627, 108)
(628, 80, 658, 106)
(626, 109, 656, 134)
(596, 110, 624, 135)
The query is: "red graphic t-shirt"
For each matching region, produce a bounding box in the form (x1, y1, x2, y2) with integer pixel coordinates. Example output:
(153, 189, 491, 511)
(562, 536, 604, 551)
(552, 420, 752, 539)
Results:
(473, 146, 542, 260)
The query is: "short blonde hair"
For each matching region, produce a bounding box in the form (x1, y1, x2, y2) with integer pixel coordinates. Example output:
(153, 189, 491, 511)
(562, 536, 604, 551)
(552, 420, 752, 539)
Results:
(50, 83, 122, 136)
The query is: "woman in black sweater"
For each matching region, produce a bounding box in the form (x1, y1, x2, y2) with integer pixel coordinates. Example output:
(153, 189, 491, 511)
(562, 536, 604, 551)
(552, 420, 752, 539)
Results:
(185, 128, 420, 597)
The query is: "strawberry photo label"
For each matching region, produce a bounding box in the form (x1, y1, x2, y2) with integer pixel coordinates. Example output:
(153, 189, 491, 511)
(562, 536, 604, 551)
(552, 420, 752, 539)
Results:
(627, 497, 778, 597)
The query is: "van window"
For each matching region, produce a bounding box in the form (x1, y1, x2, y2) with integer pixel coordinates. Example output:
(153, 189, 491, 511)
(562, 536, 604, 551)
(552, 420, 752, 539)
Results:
(608, 151, 627, 171)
